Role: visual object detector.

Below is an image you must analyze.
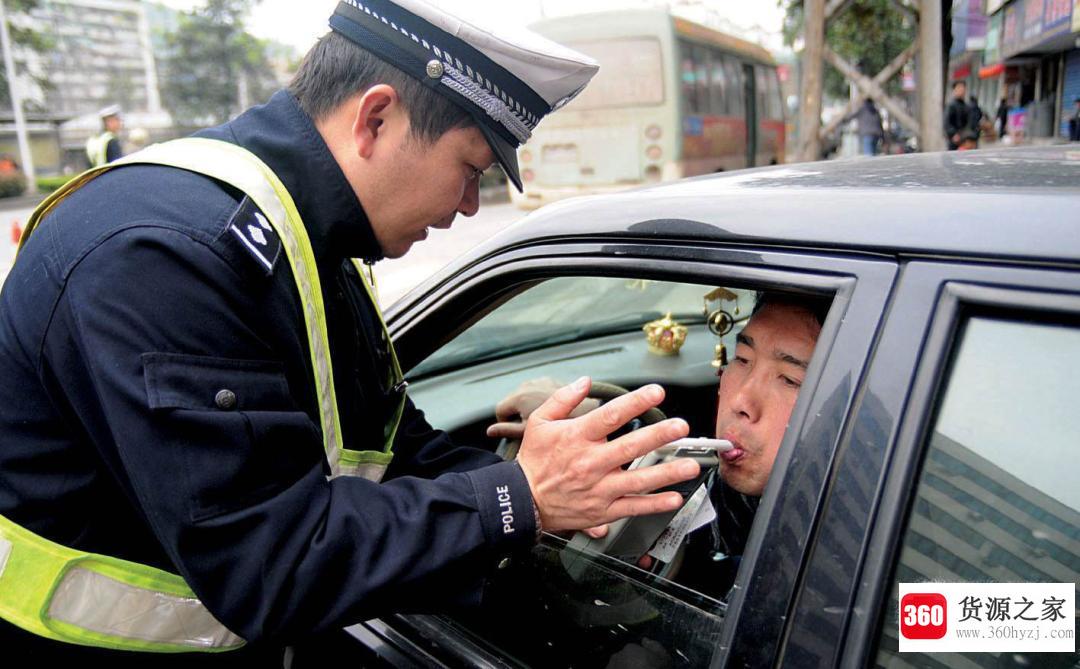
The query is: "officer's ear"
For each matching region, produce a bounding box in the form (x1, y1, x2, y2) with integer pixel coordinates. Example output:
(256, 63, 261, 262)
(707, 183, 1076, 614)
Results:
(352, 84, 402, 159)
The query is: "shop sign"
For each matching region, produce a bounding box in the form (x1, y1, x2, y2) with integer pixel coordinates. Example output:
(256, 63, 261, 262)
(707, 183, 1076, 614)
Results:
(1002, 2, 1021, 48)
(1043, 0, 1072, 30)
(1001, 0, 1075, 57)
(1023, 0, 1044, 41)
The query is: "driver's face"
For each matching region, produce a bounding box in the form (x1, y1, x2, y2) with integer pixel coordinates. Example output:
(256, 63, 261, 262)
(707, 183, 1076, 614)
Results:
(714, 302, 821, 496)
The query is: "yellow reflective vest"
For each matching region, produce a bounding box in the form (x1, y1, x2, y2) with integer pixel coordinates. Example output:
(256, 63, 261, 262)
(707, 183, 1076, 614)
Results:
(85, 131, 117, 167)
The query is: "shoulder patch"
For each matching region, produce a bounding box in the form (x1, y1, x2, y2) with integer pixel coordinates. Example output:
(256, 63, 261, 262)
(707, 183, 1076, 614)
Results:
(226, 196, 282, 275)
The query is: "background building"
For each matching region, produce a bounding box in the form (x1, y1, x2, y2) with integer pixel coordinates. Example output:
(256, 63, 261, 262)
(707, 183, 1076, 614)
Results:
(32, 0, 162, 117)
(951, 0, 1080, 142)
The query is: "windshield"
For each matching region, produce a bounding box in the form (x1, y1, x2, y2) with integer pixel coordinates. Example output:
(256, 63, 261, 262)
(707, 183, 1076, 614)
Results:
(562, 38, 666, 110)
(411, 277, 756, 378)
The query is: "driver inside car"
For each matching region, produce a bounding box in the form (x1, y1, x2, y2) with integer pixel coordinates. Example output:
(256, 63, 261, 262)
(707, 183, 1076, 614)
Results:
(487, 292, 828, 600)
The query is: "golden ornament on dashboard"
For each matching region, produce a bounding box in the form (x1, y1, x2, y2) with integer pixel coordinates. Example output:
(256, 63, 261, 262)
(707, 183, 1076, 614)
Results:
(643, 312, 687, 356)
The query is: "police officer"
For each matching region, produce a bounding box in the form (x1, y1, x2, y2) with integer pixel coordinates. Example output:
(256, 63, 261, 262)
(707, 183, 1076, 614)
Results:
(0, 0, 699, 663)
(85, 104, 124, 167)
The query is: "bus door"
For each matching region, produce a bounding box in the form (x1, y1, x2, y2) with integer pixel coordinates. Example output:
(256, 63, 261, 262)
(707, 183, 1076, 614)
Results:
(743, 62, 757, 167)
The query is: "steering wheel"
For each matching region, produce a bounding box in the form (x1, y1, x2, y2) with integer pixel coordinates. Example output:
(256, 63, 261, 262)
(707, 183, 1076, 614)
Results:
(494, 381, 667, 461)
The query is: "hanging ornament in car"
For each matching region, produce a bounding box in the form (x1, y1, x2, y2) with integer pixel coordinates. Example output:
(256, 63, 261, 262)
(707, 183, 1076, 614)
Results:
(643, 312, 687, 356)
(703, 287, 739, 372)
(707, 309, 734, 337)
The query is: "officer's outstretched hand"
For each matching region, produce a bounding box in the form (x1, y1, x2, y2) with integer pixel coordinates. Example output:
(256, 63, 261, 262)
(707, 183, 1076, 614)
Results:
(515, 376, 699, 533)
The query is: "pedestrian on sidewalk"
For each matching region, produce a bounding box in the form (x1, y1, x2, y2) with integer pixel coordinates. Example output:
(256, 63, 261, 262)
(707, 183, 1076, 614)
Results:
(855, 99, 883, 156)
(944, 81, 970, 150)
(995, 93, 1010, 140)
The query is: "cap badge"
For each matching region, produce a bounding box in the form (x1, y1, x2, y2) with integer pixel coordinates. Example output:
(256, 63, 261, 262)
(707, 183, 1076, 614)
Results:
(425, 59, 445, 79)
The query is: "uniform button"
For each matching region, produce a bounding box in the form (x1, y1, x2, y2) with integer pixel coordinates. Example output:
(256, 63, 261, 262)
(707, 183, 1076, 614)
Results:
(215, 389, 237, 410)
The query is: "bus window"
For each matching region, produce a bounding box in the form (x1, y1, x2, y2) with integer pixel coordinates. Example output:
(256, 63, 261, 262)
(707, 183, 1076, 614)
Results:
(680, 42, 702, 114)
(756, 67, 770, 121)
(708, 48, 729, 116)
(694, 45, 710, 114)
(724, 57, 745, 116)
(562, 38, 665, 110)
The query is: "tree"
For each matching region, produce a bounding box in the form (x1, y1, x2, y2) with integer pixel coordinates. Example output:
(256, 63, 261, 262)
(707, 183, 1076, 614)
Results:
(781, 0, 917, 101)
(161, 0, 279, 126)
(0, 0, 52, 112)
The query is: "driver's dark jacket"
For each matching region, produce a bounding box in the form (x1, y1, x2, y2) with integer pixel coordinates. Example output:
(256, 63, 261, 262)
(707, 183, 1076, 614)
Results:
(0, 90, 536, 661)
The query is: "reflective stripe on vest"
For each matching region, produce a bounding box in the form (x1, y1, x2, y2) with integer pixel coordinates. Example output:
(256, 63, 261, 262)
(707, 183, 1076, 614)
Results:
(0, 518, 244, 652)
(85, 131, 115, 167)
(3, 137, 404, 652)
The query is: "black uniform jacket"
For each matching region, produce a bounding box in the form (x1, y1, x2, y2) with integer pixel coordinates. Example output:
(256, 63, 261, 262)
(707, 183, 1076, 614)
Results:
(105, 135, 122, 163)
(0, 91, 536, 660)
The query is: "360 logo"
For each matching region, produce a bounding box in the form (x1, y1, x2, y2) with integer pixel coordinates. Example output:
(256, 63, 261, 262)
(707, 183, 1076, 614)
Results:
(900, 593, 947, 640)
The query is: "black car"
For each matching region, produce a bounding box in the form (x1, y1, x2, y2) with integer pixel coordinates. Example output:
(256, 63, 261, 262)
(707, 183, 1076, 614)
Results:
(348, 146, 1080, 668)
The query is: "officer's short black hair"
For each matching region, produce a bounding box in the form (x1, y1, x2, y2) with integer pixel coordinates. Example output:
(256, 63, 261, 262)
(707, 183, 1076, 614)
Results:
(752, 292, 830, 329)
(289, 31, 473, 144)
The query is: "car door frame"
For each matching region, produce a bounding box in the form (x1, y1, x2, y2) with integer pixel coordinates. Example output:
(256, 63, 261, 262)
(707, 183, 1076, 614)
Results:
(359, 237, 898, 667)
(772, 259, 1080, 668)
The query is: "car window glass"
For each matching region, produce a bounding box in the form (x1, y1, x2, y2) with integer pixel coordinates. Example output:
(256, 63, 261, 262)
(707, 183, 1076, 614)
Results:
(412, 277, 737, 378)
(405, 277, 776, 668)
(873, 316, 1080, 667)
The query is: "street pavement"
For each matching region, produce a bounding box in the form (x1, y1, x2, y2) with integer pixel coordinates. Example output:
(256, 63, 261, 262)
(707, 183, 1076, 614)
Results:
(373, 200, 526, 305)
(0, 200, 527, 306)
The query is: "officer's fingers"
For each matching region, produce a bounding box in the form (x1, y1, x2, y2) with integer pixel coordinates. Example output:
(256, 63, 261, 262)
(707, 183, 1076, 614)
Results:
(583, 525, 609, 539)
(605, 491, 685, 521)
(578, 384, 666, 441)
(528, 376, 591, 424)
(609, 458, 699, 497)
(638, 554, 654, 569)
(593, 418, 689, 471)
(486, 421, 526, 441)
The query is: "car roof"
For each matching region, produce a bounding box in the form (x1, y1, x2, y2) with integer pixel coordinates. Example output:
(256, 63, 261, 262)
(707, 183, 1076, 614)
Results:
(495, 145, 1080, 266)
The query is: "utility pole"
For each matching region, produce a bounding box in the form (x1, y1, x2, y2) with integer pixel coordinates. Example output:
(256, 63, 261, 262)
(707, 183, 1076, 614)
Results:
(797, 0, 826, 162)
(918, 0, 945, 152)
(0, 0, 35, 194)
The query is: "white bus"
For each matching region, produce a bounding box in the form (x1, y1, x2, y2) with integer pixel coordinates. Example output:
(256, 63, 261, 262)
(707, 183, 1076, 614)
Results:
(512, 9, 786, 209)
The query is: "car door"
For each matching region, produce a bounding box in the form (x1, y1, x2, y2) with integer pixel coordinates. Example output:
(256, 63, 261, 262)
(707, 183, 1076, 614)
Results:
(344, 236, 897, 667)
(777, 261, 1080, 668)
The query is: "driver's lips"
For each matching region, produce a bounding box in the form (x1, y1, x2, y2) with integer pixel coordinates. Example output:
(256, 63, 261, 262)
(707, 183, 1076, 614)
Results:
(718, 432, 749, 464)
